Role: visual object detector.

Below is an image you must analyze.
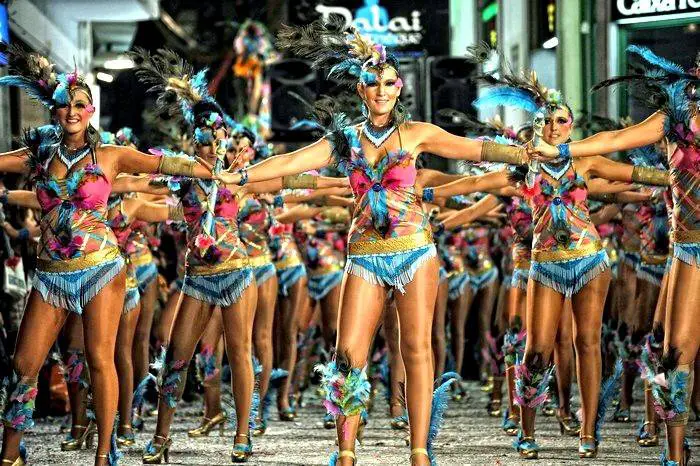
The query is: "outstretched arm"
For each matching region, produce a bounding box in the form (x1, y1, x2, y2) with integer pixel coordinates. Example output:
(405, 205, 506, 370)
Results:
(106, 145, 213, 179)
(441, 195, 501, 230)
(2, 190, 41, 210)
(112, 175, 171, 195)
(536, 112, 667, 159)
(0, 149, 31, 175)
(428, 171, 512, 199)
(220, 138, 334, 185)
(577, 156, 668, 185)
(587, 178, 638, 195)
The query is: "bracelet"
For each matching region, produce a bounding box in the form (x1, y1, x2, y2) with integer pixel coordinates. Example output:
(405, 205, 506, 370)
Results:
(480, 140, 524, 165)
(158, 156, 196, 177)
(282, 174, 318, 189)
(631, 166, 669, 186)
(422, 187, 434, 203)
(557, 143, 570, 158)
(237, 168, 248, 186)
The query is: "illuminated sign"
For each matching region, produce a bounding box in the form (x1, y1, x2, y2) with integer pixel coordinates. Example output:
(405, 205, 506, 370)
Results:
(612, 0, 700, 23)
(307, 0, 449, 55)
(0, 4, 9, 66)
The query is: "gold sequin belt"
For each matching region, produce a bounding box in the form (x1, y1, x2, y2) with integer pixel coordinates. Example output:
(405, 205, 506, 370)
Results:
(130, 250, 154, 267)
(532, 241, 602, 263)
(348, 230, 433, 256)
(186, 258, 250, 276)
(38, 247, 122, 273)
(671, 230, 700, 244)
(126, 275, 139, 289)
(274, 255, 304, 270)
(513, 257, 532, 270)
(641, 253, 668, 265)
(308, 264, 343, 277)
(248, 254, 273, 268)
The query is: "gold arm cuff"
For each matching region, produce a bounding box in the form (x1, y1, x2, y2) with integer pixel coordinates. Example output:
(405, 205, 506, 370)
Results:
(159, 156, 196, 178)
(670, 230, 700, 244)
(641, 253, 668, 265)
(532, 241, 603, 262)
(247, 254, 273, 268)
(274, 255, 304, 270)
(37, 247, 123, 273)
(348, 230, 433, 256)
(631, 166, 669, 186)
(130, 250, 154, 267)
(186, 258, 250, 276)
(168, 204, 184, 221)
(480, 141, 525, 165)
(282, 174, 318, 189)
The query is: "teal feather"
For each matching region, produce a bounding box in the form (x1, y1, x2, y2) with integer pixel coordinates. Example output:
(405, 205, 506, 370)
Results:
(427, 375, 459, 465)
(627, 45, 684, 75)
(595, 358, 624, 443)
(0, 76, 54, 108)
(473, 88, 538, 114)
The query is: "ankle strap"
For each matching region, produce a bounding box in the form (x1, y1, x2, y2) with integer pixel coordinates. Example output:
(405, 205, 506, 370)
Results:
(234, 433, 250, 441)
(154, 434, 169, 441)
(580, 435, 595, 441)
(339, 450, 356, 460)
(411, 448, 429, 458)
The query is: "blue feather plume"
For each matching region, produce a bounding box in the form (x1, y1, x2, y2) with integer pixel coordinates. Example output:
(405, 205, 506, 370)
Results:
(329, 59, 363, 80)
(629, 144, 666, 169)
(190, 68, 211, 98)
(427, 375, 459, 465)
(595, 358, 624, 443)
(0, 76, 54, 108)
(473, 88, 539, 114)
(627, 45, 684, 75)
(291, 119, 324, 130)
(131, 373, 156, 412)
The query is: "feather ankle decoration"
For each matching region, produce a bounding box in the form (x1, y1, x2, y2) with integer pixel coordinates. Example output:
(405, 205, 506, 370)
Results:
(427, 373, 460, 465)
(315, 360, 371, 418)
(195, 344, 219, 385)
(594, 358, 624, 443)
(1, 371, 38, 431)
(514, 356, 554, 409)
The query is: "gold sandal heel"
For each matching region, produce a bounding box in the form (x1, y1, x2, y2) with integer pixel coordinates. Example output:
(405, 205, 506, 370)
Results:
(335, 450, 356, 465)
(142, 435, 172, 464)
(61, 422, 96, 451)
(231, 433, 253, 463)
(188, 411, 227, 438)
(410, 448, 430, 464)
(2, 457, 26, 466)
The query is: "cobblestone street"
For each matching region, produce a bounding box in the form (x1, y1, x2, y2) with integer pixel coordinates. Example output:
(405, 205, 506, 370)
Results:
(20, 381, 699, 465)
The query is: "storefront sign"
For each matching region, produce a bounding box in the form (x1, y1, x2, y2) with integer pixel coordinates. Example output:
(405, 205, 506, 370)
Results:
(612, 0, 700, 23)
(300, 0, 449, 55)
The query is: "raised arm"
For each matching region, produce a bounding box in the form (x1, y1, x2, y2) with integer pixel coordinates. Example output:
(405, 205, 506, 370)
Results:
(105, 145, 213, 180)
(0, 148, 31, 175)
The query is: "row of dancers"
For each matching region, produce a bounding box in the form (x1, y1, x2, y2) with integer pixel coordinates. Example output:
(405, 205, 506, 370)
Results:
(0, 16, 697, 466)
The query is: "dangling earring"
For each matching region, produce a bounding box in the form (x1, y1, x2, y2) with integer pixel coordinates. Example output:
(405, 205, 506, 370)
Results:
(361, 101, 369, 118)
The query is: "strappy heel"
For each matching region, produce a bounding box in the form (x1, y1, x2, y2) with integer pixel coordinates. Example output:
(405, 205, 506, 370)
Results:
(556, 412, 581, 437)
(231, 433, 252, 463)
(252, 416, 267, 437)
(323, 412, 336, 429)
(142, 435, 172, 464)
(279, 407, 296, 421)
(188, 411, 227, 438)
(117, 424, 136, 447)
(1, 458, 25, 466)
(501, 413, 519, 436)
(578, 435, 598, 458)
(61, 422, 97, 451)
(637, 420, 659, 447)
(514, 432, 539, 459)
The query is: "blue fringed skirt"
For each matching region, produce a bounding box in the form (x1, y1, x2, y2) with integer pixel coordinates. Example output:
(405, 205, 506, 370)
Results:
(448, 271, 470, 300)
(308, 269, 343, 300)
(530, 249, 609, 298)
(182, 267, 254, 307)
(277, 264, 307, 297)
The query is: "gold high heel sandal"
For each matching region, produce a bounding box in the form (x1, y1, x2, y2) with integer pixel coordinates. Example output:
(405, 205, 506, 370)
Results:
(578, 435, 598, 458)
(637, 421, 659, 447)
(231, 433, 253, 463)
(2, 457, 25, 466)
(410, 448, 430, 464)
(142, 435, 172, 464)
(61, 422, 97, 451)
(187, 411, 227, 438)
(556, 412, 581, 437)
(116, 423, 136, 447)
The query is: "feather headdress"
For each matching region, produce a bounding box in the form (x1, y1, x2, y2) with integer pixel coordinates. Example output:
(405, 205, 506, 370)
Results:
(277, 16, 400, 86)
(234, 19, 276, 61)
(591, 45, 699, 141)
(473, 68, 565, 115)
(115, 127, 139, 147)
(130, 48, 225, 135)
(0, 45, 92, 109)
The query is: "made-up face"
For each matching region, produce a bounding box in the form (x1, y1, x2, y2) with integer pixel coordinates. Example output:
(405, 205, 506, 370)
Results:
(54, 89, 94, 137)
(357, 66, 402, 119)
(542, 106, 574, 146)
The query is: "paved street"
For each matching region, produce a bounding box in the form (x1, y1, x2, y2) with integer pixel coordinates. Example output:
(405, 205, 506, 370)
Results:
(21, 381, 699, 465)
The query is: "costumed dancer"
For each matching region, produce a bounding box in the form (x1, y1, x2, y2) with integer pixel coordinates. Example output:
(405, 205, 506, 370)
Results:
(536, 46, 699, 466)
(223, 18, 528, 465)
(0, 47, 214, 466)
